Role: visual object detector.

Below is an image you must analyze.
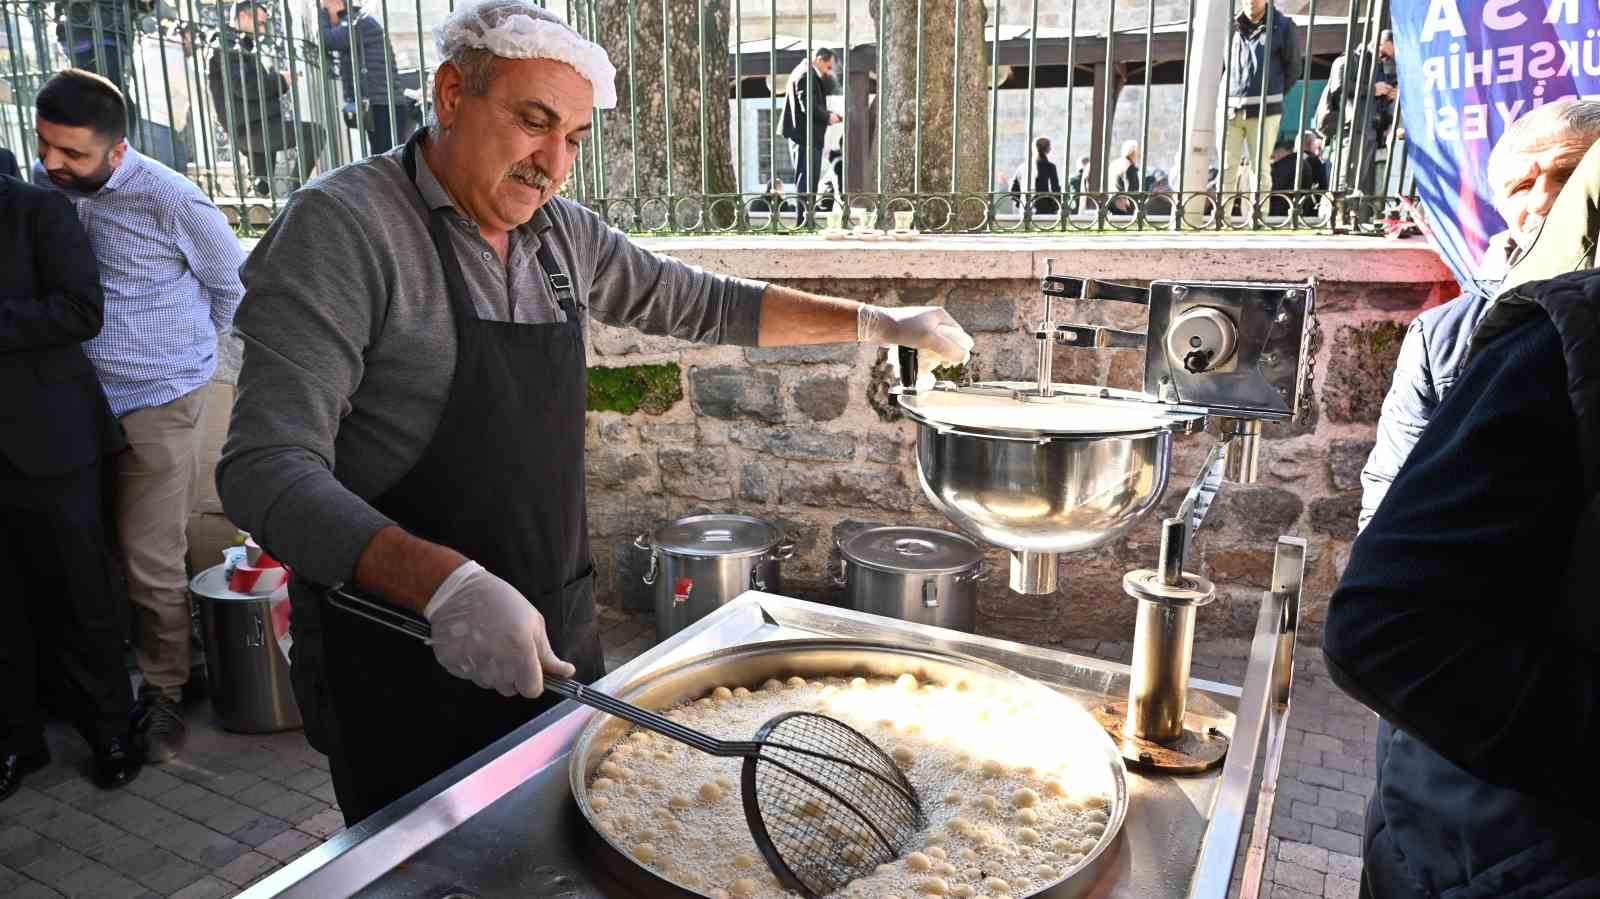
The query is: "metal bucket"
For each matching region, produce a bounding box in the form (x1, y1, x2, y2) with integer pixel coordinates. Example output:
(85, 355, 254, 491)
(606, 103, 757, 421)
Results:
(192, 565, 302, 733)
(635, 514, 795, 642)
(835, 526, 987, 632)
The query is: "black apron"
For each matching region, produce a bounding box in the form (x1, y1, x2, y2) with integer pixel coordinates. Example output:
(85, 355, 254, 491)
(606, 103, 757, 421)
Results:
(290, 131, 605, 825)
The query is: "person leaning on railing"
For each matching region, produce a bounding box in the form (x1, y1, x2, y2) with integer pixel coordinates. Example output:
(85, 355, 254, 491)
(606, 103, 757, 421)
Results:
(318, 0, 415, 155)
(1314, 29, 1396, 199)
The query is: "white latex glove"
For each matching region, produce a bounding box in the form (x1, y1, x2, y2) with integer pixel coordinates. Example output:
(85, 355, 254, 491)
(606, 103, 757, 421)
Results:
(858, 305, 975, 365)
(423, 561, 576, 698)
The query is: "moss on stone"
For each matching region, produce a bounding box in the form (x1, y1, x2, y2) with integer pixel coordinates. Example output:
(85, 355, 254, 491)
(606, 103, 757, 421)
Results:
(587, 363, 683, 415)
(1360, 320, 1407, 356)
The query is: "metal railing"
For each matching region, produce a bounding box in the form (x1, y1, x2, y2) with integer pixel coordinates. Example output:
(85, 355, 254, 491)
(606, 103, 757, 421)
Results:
(0, 0, 1411, 235)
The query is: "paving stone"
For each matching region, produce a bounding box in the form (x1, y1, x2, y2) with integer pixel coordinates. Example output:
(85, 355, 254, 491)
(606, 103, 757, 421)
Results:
(53, 858, 151, 899)
(1299, 766, 1345, 789)
(1271, 885, 1319, 899)
(309, 781, 338, 804)
(1317, 788, 1365, 815)
(257, 792, 326, 826)
(1276, 860, 1326, 894)
(296, 808, 345, 839)
(1326, 715, 1372, 742)
(169, 875, 235, 899)
(19, 839, 90, 889)
(122, 848, 207, 895)
(8, 881, 66, 898)
(256, 829, 320, 863)
(1337, 811, 1365, 835)
(1323, 753, 1363, 776)
(1278, 840, 1329, 873)
(124, 766, 186, 801)
(35, 806, 126, 858)
(145, 817, 248, 869)
(281, 768, 331, 795)
(1311, 825, 1362, 856)
(1328, 851, 1363, 881)
(214, 850, 278, 886)
(152, 781, 214, 814)
(185, 793, 261, 835)
(0, 862, 25, 892)
(0, 824, 49, 868)
(0, 787, 60, 822)
(1342, 774, 1376, 796)
(1277, 777, 1320, 805)
(1291, 800, 1339, 829)
(229, 815, 293, 848)
(1324, 874, 1360, 899)
(1301, 733, 1344, 755)
(1270, 815, 1312, 843)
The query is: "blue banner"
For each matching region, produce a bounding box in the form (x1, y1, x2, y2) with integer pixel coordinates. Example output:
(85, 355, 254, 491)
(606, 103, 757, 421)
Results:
(1393, 0, 1600, 293)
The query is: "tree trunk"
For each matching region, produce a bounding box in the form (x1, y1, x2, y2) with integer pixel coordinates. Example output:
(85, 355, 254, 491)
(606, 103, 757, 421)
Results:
(594, 0, 736, 230)
(869, 0, 990, 231)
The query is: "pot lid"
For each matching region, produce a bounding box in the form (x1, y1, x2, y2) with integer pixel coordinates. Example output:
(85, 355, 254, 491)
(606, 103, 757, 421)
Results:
(840, 526, 984, 575)
(651, 514, 783, 557)
(898, 381, 1200, 439)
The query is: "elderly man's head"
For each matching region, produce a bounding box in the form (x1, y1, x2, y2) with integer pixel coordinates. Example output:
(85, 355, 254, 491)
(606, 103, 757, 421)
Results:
(429, 0, 616, 233)
(1488, 99, 1600, 248)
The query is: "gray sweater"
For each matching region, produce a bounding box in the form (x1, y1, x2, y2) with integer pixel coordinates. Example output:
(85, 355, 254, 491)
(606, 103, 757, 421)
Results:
(218, 145, 766, 586)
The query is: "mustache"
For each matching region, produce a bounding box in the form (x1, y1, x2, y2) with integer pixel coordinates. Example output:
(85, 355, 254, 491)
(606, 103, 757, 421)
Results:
(509, 163, 552, 187)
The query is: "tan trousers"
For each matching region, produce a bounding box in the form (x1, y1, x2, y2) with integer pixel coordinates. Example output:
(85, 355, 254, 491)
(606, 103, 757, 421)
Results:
(116, 388, 205, 701)
(1221, 112, 1282, 219)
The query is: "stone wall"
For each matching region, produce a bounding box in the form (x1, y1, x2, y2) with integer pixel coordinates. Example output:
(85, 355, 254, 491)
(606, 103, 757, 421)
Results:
(586, 236, 1454, 646)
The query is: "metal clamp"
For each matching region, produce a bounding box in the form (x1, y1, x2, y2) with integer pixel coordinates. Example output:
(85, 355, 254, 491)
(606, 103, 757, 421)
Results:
(956, 559, 990, 583)
(634, 534, 658, 586)
(1040, 276, 1151, 304)
(1054, 324, 1147, 350)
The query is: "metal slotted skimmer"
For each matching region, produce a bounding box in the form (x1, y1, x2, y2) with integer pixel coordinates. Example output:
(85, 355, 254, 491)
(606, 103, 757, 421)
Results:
(326, 587, 925, 897)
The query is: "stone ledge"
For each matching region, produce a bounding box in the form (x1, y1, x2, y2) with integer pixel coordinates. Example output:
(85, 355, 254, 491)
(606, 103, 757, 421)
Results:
(241, 233, 1452, 285)
(635, 234, 1454, 284)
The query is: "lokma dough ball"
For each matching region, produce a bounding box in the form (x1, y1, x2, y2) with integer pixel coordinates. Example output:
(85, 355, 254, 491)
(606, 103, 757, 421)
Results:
(1018, 808, 1040, 825)
(925, 846, 947, 861)
(906, 851, 934, 872)
(1012, 788, 1039, 808)
(591, 777, 614, 791)
(668, 794, 692, 809)
(699, 782, 725, 802)
(762, 679, 785, 692)
(733, 686, 751, 697)
(731, 878, 761, 898)
(893, 746, 916, 767)
(896, 673, 920, 691)
(632, 842, 657, 864)
(598, 761, 630, 780)
(915, 877, 948, 894)
(786, 676, 807, 688)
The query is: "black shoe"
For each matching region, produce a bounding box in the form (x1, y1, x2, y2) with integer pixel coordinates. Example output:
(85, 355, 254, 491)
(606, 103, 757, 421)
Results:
(0, 749, 51, 802)
(135, 693, 187, 763)
(92, 735, 141, 790)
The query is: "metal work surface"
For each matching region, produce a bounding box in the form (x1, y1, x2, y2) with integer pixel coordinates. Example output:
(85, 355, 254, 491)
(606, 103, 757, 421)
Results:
(243, 591, 1297, 899)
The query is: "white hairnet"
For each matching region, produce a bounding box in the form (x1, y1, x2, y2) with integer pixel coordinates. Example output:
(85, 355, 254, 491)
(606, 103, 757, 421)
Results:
(435, 0, 617, 109)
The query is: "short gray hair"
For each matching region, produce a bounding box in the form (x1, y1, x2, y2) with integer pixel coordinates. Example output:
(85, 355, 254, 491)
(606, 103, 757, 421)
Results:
(1489, 99, 1600, 188)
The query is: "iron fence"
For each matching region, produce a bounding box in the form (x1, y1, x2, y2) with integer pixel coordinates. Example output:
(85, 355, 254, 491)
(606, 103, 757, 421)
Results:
(0, 0, 1410, 234)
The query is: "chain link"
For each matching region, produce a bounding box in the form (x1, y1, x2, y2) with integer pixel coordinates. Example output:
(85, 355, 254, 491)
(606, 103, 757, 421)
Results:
(1296, 313, 1321, 426)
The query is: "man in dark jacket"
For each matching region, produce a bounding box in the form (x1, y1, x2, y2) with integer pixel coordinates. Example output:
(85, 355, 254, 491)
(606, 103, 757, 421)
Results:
(781, 47, 840, 222)
(1009, 136, 1062, 216)
(319, 0, 413, 154)
(1315, 30, 1396, 197)
(209, 1, 324, 196)
(1328, 136, 1600, 898)
(1220, 0, 1299, 223)
(1268, 137, 1319, 217)
(1359, 100, 1600, 532)
(0, 147, 17, 179)
(0, 173, 142, 801)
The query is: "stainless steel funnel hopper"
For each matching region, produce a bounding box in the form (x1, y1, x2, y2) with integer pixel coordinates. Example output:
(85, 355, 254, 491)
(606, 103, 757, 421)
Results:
(897, 384, 1202, 593)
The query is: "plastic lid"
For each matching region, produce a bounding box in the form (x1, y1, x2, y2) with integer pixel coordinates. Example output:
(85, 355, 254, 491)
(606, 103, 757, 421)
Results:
(190, 563, 273, 602)
(898, 382, 1196, 438)
(839, 526, 983, 575)
(651, 514, 783, 558)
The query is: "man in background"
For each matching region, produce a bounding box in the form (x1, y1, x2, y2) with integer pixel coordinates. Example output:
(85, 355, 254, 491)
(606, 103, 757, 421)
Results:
(1316, 29, 1396, 199)
(33, 69, 246, 763)
(1220, 0, 1300, 224)
(210, 0, 324, 196)
(319, 0, 415, 155)
(781, 47, 840, 224)
(1359, 99, 1600, 532)
(0, 146, 17, 179)
(1, 146, 140, 802)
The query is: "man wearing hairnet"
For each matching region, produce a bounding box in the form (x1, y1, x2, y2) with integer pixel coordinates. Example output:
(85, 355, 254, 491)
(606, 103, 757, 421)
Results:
(218, 0, 972, 824)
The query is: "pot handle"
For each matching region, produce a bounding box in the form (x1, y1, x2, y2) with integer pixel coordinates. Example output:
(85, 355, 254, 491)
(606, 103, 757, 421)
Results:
(750, 567, 767, 592)
(922, 579, 939, 608)
(772, 535, 798, 561)
(957, 559, 990, 583)
(830, 557, 848, 589)
(635, 534, 658, 586)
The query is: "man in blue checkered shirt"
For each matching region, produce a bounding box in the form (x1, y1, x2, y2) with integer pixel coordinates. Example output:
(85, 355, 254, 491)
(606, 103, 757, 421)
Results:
(33, 70, 245, 764)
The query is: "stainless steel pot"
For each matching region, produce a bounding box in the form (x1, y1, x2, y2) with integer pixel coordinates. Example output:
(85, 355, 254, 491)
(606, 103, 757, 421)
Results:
(834, 526, 986, 633)
(898, 382, 1201, 594)
(569, 639, 1129, 899)
(636, 514, 795, 642)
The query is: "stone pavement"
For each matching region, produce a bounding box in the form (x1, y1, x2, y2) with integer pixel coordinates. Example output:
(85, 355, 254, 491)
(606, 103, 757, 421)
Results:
(0, 610, 1372, 898)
